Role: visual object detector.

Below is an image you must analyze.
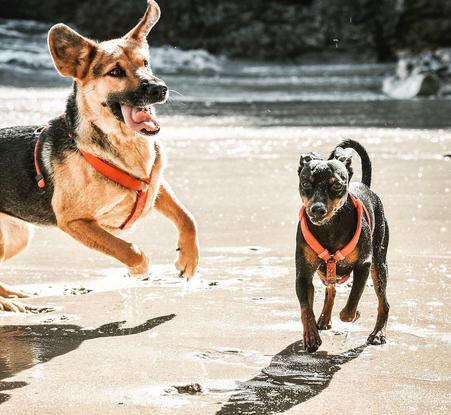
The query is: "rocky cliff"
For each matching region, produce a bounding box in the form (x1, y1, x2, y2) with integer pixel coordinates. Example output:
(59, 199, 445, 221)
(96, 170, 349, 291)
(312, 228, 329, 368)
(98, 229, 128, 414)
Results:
(1, 0, 450, 62)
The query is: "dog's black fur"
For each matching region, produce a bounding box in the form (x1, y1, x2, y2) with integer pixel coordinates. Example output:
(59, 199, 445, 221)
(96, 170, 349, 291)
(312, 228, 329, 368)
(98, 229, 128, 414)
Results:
(0, 87, 79, 225)
(295, 139, 389, 352)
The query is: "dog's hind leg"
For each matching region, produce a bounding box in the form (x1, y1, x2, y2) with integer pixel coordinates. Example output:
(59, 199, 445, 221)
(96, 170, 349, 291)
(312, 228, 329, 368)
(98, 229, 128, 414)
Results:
(340, 261, 371, 323)
(317, 284, 336, 330)
(367, 219, 390, 345)
(0, 213, 34, 312)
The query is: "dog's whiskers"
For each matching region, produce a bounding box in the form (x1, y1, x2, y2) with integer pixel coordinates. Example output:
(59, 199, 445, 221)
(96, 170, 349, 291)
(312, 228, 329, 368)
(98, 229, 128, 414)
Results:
(168, 89, 184, 98)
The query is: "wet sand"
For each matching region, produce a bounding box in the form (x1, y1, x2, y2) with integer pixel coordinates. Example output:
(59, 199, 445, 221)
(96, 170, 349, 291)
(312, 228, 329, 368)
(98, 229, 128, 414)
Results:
(0, 92, 450, 414)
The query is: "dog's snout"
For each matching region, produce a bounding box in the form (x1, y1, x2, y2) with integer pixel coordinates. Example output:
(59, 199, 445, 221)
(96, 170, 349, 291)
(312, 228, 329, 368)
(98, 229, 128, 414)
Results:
(140, 80, 167, 103)
(311, 203, 327, 217)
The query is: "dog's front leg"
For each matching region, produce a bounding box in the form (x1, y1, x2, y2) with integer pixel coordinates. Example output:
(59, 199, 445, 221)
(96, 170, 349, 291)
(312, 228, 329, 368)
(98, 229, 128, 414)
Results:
(317, 284, 336, 330)
(296, 275, 322, 353)
(154, 180, 199, 279)
(296, 233, 321, 352)
(59, 219, 149, 277)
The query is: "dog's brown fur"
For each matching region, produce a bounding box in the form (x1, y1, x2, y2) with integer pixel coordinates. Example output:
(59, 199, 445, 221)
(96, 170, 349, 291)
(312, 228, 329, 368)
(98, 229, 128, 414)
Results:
(0, 0, 199, 312)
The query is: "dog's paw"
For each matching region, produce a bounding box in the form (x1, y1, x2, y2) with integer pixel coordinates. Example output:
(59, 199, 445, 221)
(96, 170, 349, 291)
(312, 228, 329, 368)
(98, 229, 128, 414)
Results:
(127, 251, 150, 278)
(0, 282, 31, 299)
(303, 324, 322, 353)
(175, 239, 199, 280)
(316, 315, 332, 330)
(339, 308, 360, 323)
(0, 298, 36, 313)
(367, 330, 386, 345)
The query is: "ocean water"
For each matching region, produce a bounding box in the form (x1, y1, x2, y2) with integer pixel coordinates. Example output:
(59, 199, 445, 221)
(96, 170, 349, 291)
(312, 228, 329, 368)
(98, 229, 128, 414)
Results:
(1, 18, 451, 128)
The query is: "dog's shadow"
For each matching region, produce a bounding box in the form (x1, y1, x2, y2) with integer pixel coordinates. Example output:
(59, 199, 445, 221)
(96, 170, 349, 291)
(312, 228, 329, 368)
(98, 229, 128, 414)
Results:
(216, 340, 367, 415)
(0, 314, 175, 404)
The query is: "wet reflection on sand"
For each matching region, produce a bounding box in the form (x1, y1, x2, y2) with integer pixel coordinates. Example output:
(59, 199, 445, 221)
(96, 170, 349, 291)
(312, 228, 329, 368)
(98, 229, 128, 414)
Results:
(217, 342, 366, 414)
(0, 315, 175, 403)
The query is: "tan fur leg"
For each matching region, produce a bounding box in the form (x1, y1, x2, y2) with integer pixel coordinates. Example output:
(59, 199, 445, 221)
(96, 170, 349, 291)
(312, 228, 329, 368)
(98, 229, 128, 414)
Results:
(0, 213, 32, 262)
(0, 298, 36, 313)
(317, 284, 336, 330)
(0, 214, 33, 312)
(0, 282, 30, 299)
(154, 180, 199, 279)
(59, 219, 149, 277)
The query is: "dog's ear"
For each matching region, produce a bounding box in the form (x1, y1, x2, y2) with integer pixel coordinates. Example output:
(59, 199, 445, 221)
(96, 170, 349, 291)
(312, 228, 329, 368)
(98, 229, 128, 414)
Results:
(124, 0, 161, 42)
(298, 152, 322, 175)
(329, 147, 353, 180)
(48, 24, 97, 79)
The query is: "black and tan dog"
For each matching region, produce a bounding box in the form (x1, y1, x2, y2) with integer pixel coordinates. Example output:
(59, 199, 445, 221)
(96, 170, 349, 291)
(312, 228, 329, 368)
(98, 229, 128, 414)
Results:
(295, 139, 389, 352)
(0, 0, 199, 312)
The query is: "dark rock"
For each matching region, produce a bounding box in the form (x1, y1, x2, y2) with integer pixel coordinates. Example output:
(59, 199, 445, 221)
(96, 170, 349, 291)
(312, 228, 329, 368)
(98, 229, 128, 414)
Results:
(173, 383, 202, 394)
(1, 0, 450, 62)
(383, 49, 451, 98)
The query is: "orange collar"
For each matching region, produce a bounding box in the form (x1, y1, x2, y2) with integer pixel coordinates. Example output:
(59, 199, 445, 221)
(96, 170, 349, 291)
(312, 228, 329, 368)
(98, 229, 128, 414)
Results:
(299, 193, 371, 285)
(34, 128, 152, 230)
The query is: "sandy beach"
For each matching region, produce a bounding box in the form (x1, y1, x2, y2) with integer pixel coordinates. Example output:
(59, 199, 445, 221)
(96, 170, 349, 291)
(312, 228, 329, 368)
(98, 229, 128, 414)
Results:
(0, 83, 450, 414)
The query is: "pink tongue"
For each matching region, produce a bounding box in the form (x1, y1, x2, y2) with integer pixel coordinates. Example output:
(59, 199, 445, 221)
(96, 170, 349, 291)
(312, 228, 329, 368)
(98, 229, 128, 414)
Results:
(120, 104, 159, 132)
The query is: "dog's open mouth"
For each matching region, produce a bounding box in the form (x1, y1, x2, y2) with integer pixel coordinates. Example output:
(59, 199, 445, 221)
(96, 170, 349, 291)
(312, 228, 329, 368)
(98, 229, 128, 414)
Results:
(120, 104, 160, 134)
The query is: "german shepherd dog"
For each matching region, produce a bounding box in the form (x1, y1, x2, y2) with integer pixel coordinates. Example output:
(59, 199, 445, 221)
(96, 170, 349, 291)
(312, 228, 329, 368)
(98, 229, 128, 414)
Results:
(0, 0, 199, 312)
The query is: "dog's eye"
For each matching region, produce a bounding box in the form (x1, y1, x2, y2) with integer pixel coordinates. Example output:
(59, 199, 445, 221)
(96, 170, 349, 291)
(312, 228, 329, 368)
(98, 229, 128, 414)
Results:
(331, 183, 344, 192)
(143, 59, 149, 68)
(107, 67, 126, 78)
(301, 181, 312, 190)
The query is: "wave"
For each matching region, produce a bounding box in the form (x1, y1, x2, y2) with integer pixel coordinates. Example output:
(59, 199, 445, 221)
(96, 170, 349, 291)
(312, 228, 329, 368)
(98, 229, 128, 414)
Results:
(0, 19, 225, 75)
(150, 46, 225, 74)
(0, 18, 398, 104)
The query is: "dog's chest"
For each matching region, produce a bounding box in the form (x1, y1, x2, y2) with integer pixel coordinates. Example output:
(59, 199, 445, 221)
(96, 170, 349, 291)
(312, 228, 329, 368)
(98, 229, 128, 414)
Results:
(96, 147, 165, 231)
(317, 260, 355, 278)
(51, 142, 166, 230)
(316, 247, 360, 284)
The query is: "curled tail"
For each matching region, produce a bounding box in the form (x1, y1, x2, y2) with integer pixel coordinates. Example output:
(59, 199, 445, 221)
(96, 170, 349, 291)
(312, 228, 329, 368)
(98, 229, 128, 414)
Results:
(330, 139, 372, 188)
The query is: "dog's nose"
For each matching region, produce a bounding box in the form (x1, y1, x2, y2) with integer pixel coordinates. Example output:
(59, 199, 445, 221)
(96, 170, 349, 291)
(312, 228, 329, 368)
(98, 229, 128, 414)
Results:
(140, 81, 167, 103)
(311, 203, 327, 217)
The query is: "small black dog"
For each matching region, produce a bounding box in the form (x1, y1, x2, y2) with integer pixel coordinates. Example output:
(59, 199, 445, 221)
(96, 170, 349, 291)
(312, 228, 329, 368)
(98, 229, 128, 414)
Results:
(295, 139, 389, 352)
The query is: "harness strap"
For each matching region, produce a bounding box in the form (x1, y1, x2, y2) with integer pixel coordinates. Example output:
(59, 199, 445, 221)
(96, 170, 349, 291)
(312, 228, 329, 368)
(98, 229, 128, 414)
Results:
(78, 149, 149, 192)
(33, 127, 47, 189)
(121, 188, 151, 230)
(33, 127, 153, 230)
(317, 269, 352, 286)
(299, 193, 372, 286)
(77, 148, 152, 230)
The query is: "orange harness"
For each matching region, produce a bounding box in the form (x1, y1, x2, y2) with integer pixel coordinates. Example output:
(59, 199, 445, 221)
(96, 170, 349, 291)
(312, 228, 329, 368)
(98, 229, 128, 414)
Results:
(299, 194, 372, 286)
(34, 128, 152, 230)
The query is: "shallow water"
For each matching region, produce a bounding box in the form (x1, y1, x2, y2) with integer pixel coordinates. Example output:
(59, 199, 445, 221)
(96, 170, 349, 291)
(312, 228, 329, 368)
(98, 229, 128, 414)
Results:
(0, 18, 450, 415)
(1, 19, 451, 130)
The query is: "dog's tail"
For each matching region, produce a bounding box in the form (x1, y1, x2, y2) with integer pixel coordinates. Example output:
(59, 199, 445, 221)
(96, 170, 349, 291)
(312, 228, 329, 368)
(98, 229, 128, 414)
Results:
(331, 139, 372, 188)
